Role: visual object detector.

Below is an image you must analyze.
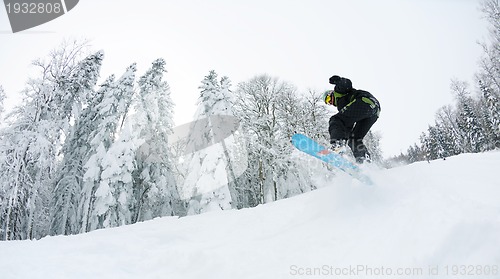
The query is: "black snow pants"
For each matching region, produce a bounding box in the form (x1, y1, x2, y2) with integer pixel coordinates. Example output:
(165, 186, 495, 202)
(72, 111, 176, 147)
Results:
(329, 98, 380, 160)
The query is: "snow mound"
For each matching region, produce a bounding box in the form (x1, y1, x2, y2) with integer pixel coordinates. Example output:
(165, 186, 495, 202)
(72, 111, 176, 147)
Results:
(1, 151, 499, 279)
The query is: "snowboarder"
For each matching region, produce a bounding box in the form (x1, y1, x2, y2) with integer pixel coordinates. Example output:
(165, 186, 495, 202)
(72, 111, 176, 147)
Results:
(323, 75, 381, 163)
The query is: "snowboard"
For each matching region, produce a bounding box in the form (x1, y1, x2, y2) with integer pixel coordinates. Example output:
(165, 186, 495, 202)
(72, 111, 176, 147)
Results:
(291, 133, 373, 185)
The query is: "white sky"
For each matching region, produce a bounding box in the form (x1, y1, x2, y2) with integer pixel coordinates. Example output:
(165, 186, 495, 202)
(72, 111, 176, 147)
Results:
(0, 0, 489, 157)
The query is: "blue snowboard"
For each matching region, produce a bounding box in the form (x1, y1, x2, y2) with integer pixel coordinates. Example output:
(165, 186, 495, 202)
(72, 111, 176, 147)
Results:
(291, 133, 372, 185)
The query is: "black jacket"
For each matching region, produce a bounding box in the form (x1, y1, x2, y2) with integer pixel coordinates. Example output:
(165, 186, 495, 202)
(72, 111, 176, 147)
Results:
(335, 89, 380, 111)
(330, 76, 380, 113)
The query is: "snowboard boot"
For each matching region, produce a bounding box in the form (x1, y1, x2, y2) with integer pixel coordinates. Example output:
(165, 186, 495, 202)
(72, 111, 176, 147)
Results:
(355, 153, 372, 164)
(330, 139, 348, 155)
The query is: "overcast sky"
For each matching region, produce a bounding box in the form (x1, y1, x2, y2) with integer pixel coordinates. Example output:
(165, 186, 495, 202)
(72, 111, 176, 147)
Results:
(0, 0, 489, 157)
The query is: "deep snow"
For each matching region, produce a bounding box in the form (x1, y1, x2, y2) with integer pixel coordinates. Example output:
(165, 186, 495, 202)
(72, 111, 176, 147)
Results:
(1, 151, 499, 279)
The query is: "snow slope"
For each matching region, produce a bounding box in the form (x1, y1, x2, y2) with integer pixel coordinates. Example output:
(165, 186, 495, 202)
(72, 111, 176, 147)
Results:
(1, 152, 499, 279)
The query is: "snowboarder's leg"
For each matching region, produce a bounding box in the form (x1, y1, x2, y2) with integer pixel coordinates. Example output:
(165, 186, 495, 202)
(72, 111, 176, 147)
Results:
(348, 114, 378, 162)
(328, 114, 353, 142)
(329, 99, 379, 162)
(329, 99, 375, 143)
(347, 138, 368, 163)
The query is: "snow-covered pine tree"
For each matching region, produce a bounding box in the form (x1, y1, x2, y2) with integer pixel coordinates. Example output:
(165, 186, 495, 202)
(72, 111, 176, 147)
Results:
(406, 144, 425, 163)
(0, 47, 102, 240)
(476, 0, 500, 150)
(99, 122, 144, 226)
(217, 76, 249, 209)
(80, 64, 137, 232)
(426, 125, 446, 160)
(477, 81, 500, 150)
(452, 80, 485, 153)
(181, 71, 240, 214)
(398, 2, 499, 162)
(132, 58, 184, 221)
(51, 74, 112, 235)
(435, 105, 462, 156)
(419, 131, 433, 162)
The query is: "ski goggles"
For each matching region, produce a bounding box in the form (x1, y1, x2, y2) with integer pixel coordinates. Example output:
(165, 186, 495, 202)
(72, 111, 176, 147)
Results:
(324, 91, 334, 105)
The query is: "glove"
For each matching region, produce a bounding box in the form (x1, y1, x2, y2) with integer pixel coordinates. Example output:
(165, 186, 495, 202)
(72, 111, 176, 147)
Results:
(329, 75, 341, 85)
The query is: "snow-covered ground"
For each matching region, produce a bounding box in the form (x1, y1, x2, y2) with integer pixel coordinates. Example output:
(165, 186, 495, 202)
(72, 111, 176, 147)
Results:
(1, 152, 499, 279)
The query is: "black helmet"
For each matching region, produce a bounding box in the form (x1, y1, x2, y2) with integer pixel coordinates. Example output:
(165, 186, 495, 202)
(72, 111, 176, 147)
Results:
(329, 75, 352, 94)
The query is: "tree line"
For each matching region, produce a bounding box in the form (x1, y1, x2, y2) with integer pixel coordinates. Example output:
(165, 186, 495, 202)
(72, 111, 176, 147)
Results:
(391, 0, 499, 164)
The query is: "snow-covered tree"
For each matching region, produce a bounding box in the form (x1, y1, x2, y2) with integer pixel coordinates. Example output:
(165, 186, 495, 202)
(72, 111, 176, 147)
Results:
(52, 60, 138, 235)
(426, 125, 446, 160)
(51, 73, 112, 236)
(363, 131, 383, 163)
(476, 0, 500, 150)
(80, 64, 137, 232)
(86, 123, 143, 230)
(132, 58, 184, 221)
(234, 74, 321, 205)
(398, 1, 499, 162)
(180, 71, 242, 214)
(407, 144, 425, 163)
(300, 90, 331, 141)
(452, 80, 485, 153)
(0, 44, 100, 240)
(434, 105, 462, 156)
(234, 75, 282, 204)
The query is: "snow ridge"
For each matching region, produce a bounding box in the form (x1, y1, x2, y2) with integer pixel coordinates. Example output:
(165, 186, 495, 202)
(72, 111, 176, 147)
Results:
(1, 151, 499, 279)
